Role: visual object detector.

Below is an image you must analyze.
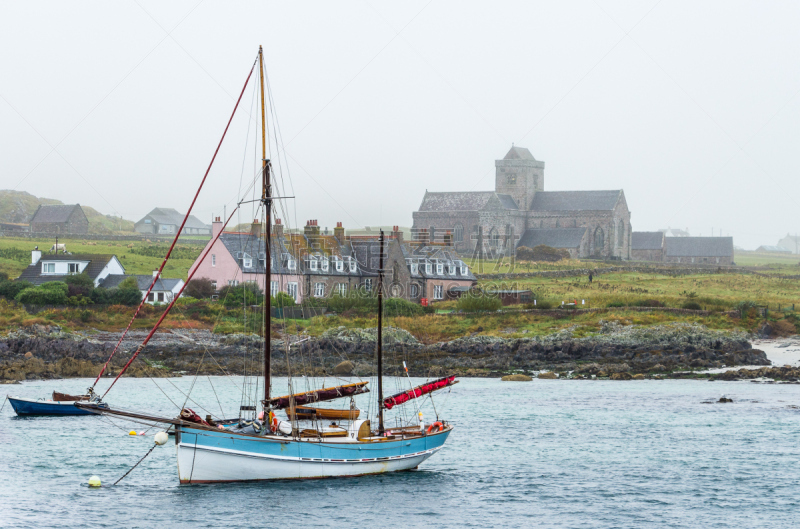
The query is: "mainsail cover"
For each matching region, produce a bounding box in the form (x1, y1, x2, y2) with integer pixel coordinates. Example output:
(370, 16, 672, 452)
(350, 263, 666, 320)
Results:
(267, 382, 369, 409)
(383, 375, 457, 410)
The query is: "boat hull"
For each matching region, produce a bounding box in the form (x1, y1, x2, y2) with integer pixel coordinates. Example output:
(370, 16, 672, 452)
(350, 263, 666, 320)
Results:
(175, 425, 452, 483)
(8, 396, 104, 416)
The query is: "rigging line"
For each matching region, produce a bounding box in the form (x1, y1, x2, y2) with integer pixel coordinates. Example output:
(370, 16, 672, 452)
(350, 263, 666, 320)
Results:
(102, 208, 239, 397)
(93, 60, 256, 389)
(114, 443, 159, 486)
(208, 375, 226, 419)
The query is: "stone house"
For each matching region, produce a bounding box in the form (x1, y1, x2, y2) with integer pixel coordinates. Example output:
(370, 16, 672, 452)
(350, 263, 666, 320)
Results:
(412, 146, 632, 260)
(16, 249, 124, 287)
(631, 231, 665, 261)
(135, 207, 210, 235)
(663, 237, 734, 265)
(29, 204, 88, 235)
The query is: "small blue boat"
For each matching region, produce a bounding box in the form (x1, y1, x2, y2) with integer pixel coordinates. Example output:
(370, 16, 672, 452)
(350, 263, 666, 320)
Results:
(7, 395, 108, 416)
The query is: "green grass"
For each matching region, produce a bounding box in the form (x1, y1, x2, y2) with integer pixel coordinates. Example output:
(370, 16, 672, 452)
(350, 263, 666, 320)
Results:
(0, 236, 200, 279)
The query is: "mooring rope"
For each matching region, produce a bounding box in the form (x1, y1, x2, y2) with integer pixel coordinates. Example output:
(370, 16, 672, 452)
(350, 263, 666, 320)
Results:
(113, 442, 159, 486)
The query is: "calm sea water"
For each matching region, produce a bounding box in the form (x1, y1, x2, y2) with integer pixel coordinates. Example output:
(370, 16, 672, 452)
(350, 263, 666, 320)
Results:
(2, 376, 799, 528)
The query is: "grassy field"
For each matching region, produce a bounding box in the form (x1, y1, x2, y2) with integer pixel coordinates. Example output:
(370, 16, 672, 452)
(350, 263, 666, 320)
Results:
(734, 250, 800, 271)
(0, 236, 202, 279)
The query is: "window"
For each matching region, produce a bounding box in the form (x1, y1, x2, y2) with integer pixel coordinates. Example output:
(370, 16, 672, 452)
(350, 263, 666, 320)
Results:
(460, 265, 468, 276)
(506, 174, 516, 184)
(321, 259, 329, 272)
(364, 278, 372, 292)
(211, 281, 217, 291)
(336, 283, 347, 296)
(228, 279, 239, 286)
(42, 262, 55, 273)
(448, 265, 455, 275)
(425, 262, 432, 274)
(336, 259, 343, 272)
(287, 282, 298, 300)
(310, 259, 318, 271)
(436, 263, 443, 275)
(148, 292, 155, 302)
(288, 259, 296, 271)
(349, 260, 357, 273)
(716, 257, 720, 264)
(411, 263, 418, 275)
(433, 285, 444, 299)
(211, 254, 216, 267)
(691, 257, 695, 263)
(243, 254, 252, 268)
(314, 282, 325, 298)
(157, 292, 165, 302)
(68, 263, 79, 274)
(410, 284, 419, 298)
(270, 281, 279, 297)
(454, 224, 463, 243)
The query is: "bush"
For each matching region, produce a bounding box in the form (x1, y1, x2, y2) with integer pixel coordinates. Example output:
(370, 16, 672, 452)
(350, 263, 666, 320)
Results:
(220, 283, 262, 307)
(111, 287, 144, 306)
(681, 301, 702, 311)
(606, 301, 626, 308)
(0, 277, 33, 300)
(15, 282, 69, 305)
(528, 300, 553, 310)
(384, 298, 424, 317)
(185, 278, 215, 299)
(326, 294, 375, 314)
(90, 287, 112, 305)
(516, 245, 570, 262)
(635, 299, 664, 307)
(457, 293, 502, 312)
(271, 292, 296, 308)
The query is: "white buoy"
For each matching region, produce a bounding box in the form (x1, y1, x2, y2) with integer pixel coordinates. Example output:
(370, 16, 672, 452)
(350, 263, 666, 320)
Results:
(154, 432, 169, 446)
(88, 475, 101, 488)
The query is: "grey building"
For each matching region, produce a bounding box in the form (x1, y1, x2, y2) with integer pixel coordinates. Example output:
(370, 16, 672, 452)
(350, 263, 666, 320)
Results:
(412, 146, 632, 259)
(135, 208, 210, 235)
(29, 204, 88, 235)
(664, 237, 734, 265)
(515, 228, 588, 259)
(631, 231, 665, 262)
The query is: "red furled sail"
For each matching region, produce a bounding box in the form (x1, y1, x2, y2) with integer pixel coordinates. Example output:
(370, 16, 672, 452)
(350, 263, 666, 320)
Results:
(383, 375, 457, 410)
(267, 382, 369, 409)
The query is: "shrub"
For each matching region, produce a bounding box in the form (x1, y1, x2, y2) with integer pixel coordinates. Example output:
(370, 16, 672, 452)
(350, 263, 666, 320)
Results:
(606, 301, 626, 308)
(384, 298, 424, 317)
(271, 292, 296, 308)
(15, 282, 69, 305)
(326, 294, 375, 314)
(528, 300, 553, 310)
(457, 293, 502, 312)
(90, 287, 112, 305)
(111, 287, 143, 306)
(516, 245, 570, 262)
(185, 278, 215, 299)
(635, 299, 664, 307)
(681, 301, 702, 311)
(220, 283, 262, 307)
(0, 278, 33, 300)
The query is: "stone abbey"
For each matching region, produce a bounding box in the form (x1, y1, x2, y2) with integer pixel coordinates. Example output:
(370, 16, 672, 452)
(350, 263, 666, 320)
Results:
(412, 146, 632, 259)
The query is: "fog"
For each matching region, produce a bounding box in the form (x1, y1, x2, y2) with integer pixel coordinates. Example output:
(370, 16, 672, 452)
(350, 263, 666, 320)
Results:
(1, 1, 799, 249)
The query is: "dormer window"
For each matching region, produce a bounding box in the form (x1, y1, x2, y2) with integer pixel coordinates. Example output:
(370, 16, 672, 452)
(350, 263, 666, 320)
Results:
(68, 263, 80, 274)
(349, 260, 357, 273)
(287, 259, 296, 270)
(42, 262, 55, 274)
(321, 259, 329, 272)
(436, 263, 443, 275)
(310, 259, 318, 271)
(411, 262, 418, 274)
(242, 254, 252, 268)
(425, 262, 432, 275)
(448, 264, 455, 275)
(336, 259, 343, 272)
(460, 265, 468, 275)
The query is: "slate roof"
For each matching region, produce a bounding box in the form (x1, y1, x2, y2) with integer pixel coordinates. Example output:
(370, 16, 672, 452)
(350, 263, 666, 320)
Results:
(418, 192, 517, 212)
(516, 228, 587, 249)
(503, 146, 536, 160)
(15, 254, 118, 285)
(30, 204, 83, 224)
(756, 245, 791, 253)
(664, 237, 734, 257)
(631, 231, 665, 250)
(219, 233, 297, 275)
(101, 274, 182, 291)
(529, 190, 622, 212)
(141, 208, 208, 230)
(401, 244, 476, 281)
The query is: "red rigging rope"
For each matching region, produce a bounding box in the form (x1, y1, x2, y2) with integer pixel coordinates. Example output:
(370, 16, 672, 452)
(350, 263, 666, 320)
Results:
(91, 61, 257, 389)
(102, 209, 238, 397)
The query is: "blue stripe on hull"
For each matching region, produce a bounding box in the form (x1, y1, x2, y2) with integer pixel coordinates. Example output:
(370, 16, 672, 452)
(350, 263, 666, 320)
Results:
(8, 397, 99, 416)
(180, 426, 451, 462)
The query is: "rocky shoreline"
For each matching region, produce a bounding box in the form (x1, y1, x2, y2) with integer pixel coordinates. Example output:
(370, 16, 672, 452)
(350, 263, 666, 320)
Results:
(0, 322, 769, 383)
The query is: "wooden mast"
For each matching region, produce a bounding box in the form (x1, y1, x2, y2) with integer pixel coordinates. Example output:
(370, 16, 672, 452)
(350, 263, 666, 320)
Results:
(377, 230, 385, 435)
(259, 45, 272, 406)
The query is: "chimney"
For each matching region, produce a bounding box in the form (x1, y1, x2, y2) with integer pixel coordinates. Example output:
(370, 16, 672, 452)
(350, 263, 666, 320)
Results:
(212, 216, 223, 238)
(31, 246, 41, 265)
(250, 218, 262, 239)
(392, 225, 403, 242)
(418, 228, 429, 245)
(153, 270, 159, 278)
(273, 218, 284, 239)
(334, 222, 345, 243)
(304, 220, 314, 237)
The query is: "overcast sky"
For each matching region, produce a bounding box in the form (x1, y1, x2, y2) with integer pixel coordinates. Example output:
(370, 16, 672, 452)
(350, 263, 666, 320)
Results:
(1, 1, 799, 249)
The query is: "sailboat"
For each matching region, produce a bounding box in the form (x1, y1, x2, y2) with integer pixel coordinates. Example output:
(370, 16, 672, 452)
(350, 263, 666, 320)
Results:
(79, 46, 456, 482)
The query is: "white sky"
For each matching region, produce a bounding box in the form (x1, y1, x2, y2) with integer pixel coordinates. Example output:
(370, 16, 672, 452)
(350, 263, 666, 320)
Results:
(1, 1, 799, 250)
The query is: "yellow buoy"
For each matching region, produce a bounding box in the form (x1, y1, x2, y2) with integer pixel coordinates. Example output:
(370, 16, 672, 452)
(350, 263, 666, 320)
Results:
(129, 430, 137, 436)
(88, 476, 101, 488)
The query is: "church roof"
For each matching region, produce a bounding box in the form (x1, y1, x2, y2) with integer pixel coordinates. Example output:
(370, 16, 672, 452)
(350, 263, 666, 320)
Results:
(503, 146, 536, 160)
(516, 228, 587, 249)
(664, 237, 733, 257)
(418, 191, 517, 212)
(631, 231, 664, 250)
(530, 190, 622, 212)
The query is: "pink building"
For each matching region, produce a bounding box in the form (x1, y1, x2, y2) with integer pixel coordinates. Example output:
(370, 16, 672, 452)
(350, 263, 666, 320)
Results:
(188, 218, 305, 302)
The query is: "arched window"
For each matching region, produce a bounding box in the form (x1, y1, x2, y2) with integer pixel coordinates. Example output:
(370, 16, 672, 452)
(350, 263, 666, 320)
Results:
(410, 284, 420, 298)
(489, 228, 499, 248)
(594, 227, 605, 254)
(454, 224, 463, 242)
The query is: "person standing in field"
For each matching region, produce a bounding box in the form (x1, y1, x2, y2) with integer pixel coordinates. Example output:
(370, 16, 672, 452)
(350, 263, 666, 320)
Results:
(588, 272, 593, 283)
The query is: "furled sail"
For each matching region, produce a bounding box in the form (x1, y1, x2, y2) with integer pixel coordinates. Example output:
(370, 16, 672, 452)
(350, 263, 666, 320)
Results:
(383, 375, 458, 410)
(267, 381, 369, 409)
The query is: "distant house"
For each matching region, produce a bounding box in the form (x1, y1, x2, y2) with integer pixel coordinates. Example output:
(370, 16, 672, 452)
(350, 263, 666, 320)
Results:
(631, 232, 665, 262)
(756, 245, 791, 254)
(16, 249, 124, 287)
(515, 228, 588, 259)
(664, 237, 734, 265)
(776, 234, 800, 254)
(101, 273, 184, 304)
(0, 222, 30, 233)
(134, 208, 210, 236)
(29, 204, 88, 235)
